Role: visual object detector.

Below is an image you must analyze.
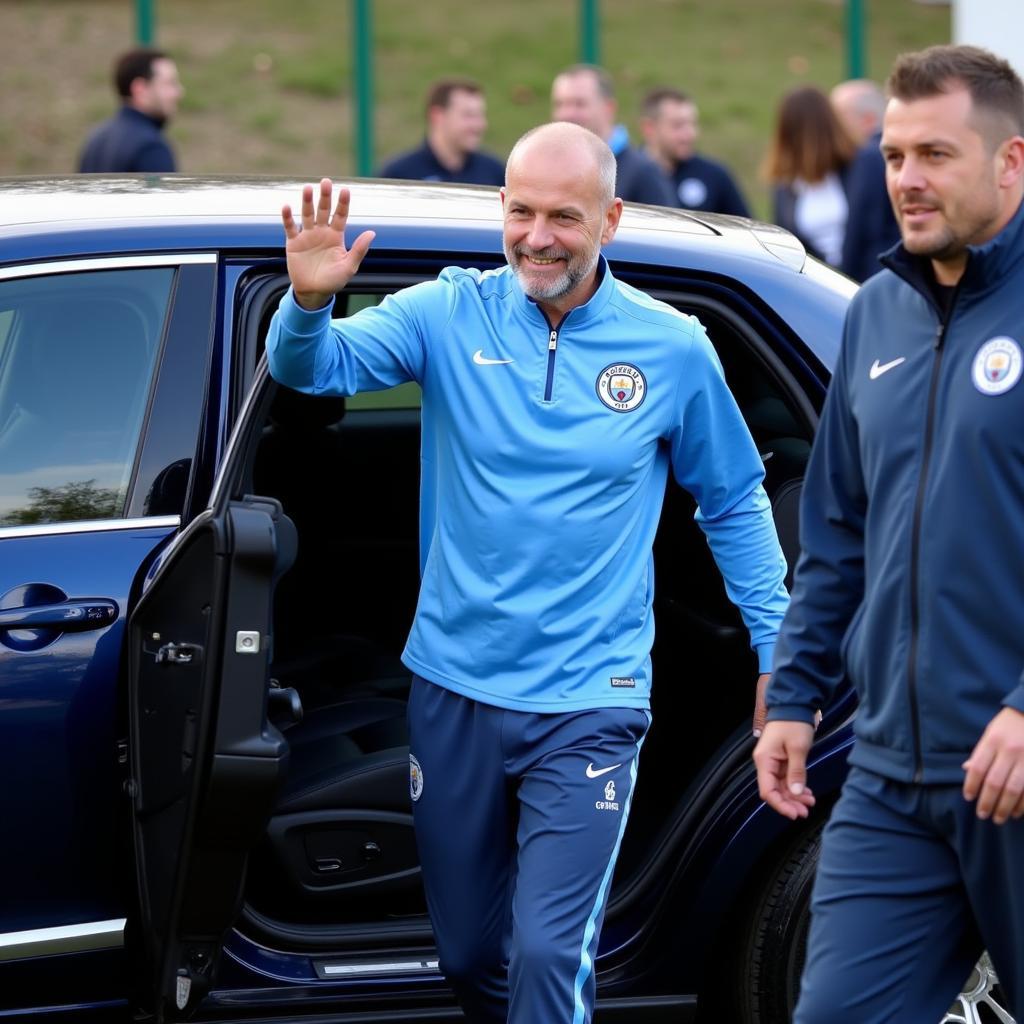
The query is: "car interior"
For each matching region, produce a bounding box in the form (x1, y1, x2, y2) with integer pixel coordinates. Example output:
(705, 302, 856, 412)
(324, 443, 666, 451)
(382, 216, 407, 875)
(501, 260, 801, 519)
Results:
(236, 275, 815, 947)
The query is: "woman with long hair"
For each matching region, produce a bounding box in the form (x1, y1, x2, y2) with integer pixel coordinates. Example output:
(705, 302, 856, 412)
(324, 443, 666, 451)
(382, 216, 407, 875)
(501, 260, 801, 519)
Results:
(764, 86, 858, 267)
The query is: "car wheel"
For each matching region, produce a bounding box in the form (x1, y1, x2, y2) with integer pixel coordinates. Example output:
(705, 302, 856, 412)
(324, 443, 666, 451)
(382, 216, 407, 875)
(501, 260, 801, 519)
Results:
(943, 953, 1015, 1024)
(738, 822, 821, 1023)
(738, 825, 1016, 1024)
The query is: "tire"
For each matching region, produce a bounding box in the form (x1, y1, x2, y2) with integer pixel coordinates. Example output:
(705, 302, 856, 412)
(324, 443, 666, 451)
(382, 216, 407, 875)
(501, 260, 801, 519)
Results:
(737, 822, 822, 1024)
(733, 823, 1018, 1024)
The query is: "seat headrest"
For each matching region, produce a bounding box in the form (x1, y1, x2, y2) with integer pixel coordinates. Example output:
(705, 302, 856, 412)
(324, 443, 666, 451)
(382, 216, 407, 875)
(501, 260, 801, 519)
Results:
(269, 385, 347, 431)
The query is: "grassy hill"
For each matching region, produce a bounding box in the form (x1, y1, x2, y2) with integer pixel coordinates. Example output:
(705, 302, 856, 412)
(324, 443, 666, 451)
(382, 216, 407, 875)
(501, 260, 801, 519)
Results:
(1, 0, 950, 217)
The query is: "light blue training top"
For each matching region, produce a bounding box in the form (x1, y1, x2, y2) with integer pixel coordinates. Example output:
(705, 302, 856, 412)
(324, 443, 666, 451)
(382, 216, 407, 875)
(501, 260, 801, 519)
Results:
(266, 257, 789, 712)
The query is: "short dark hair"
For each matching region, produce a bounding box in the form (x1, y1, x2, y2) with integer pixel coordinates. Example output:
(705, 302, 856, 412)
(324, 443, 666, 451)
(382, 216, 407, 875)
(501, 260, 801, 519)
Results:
(887, 44, 1024, 144)
(424, 78, 484, 116)
(641, 87, 693, 121)
(114, 48, 168, 99)
(558, 64, 615, 101)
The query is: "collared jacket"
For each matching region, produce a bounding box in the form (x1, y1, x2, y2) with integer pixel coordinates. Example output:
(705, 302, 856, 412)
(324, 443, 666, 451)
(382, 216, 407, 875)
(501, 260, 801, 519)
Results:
(267, 257, 788, 713)
(377, 139, 505, 186)
(78, 106, 176, 173)
(768, 200, 1024, 783)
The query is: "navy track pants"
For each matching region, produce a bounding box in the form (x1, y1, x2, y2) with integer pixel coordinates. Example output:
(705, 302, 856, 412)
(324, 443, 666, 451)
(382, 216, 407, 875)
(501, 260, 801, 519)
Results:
(795, 765, 1024, 1023)
(407, 675, 650, 1024)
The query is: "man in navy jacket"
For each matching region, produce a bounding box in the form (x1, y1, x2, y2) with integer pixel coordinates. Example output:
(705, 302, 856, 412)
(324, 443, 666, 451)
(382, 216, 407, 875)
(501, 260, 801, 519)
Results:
(831, 80, 901, 281)
(755, 45, 1024, 1022)
(377, 78, 504, 186)
(639, 87, 750, 217)
(78, 48, 182, 173)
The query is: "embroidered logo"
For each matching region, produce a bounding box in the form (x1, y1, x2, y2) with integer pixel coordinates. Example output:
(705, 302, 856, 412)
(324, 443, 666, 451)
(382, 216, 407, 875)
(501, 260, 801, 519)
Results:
(596, 363, 647, 412)
(972, 337, 1022, 396)
(473, 349, 514, 366)
(869, 356, 906, 380)
(409, 754, 424, 802)
(586, 762, 621, 779)
(596, 778, 620, 812)
(610, 676, 635, 688)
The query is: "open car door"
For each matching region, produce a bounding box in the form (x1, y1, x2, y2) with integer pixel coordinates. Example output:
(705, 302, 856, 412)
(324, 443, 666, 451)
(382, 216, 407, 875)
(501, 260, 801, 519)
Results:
(127, 487, 297, 1020)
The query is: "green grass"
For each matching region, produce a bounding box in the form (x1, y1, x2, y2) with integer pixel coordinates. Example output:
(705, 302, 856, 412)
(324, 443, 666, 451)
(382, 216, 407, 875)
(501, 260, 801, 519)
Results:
(0, 0, 949, 217)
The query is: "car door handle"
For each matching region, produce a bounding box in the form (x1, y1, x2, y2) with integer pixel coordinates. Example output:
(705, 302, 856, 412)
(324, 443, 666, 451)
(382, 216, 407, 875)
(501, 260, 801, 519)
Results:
(0, 599, 118, 631)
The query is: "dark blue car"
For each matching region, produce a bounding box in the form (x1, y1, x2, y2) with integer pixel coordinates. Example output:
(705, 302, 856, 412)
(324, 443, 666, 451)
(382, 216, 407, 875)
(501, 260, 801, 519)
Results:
(0, 176, 1000, 1023)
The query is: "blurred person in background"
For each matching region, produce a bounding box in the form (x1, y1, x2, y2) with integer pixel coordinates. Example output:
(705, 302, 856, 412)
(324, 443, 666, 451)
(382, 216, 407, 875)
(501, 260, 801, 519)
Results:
(551, 64, 675, 206)
(830, 78, 887, 147)
(832, 79, 902, 281)
(639, 87, 750, 216)
(78, 47, 183, 173)
(377, 78, 504, 186)
(764, 85, 858, 268)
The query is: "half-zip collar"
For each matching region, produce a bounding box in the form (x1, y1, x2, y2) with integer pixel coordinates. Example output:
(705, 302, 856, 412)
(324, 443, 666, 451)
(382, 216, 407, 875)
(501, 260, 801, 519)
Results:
(880, 195, 1024, 309)
(509, 253, 616, 330)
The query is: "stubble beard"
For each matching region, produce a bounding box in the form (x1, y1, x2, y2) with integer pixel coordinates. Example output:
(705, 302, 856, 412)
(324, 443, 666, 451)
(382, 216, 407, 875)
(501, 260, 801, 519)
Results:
(504, 241, 600, 302)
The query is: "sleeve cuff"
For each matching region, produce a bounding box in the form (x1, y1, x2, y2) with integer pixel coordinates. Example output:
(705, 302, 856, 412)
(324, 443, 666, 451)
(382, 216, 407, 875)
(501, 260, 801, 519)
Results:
(280, 286, 333, 331)
(766, 704, 818, 726)
(1003, 683, 1024, 716)
(755, 642, 776, 674)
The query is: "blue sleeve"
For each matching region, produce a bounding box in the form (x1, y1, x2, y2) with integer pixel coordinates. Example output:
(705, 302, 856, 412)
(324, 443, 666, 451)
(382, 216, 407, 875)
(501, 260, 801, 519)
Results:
(265, 276, 454, 395)
(766, 318, 867, 723)
(667, 323, 790, 672)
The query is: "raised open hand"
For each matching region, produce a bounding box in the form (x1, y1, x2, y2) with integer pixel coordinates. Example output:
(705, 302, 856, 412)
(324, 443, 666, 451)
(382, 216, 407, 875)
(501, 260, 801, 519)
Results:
(281, 178, 376, 310)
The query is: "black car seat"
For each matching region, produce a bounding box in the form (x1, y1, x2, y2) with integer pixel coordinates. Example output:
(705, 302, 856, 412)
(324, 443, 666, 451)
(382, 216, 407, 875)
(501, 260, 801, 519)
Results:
(251, 695, 421, 920)
(253, 385, 411, 709)
(249, 385, 420, 918)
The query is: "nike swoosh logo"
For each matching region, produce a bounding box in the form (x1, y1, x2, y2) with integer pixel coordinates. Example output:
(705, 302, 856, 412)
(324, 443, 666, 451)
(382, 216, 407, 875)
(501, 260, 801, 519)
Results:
(869, 357, 906, 380)
(473, 349, 514, 366)
(586, 762, 622, 779)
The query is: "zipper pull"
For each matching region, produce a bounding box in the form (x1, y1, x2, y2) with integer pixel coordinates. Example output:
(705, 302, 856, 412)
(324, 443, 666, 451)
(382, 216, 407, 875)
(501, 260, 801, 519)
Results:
(548, 330, 558, 351)
(934, 322, 945, 350)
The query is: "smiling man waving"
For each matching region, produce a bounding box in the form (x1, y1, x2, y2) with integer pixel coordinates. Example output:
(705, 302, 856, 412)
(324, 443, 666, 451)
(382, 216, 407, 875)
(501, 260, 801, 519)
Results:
(266, 121, 788, 1024)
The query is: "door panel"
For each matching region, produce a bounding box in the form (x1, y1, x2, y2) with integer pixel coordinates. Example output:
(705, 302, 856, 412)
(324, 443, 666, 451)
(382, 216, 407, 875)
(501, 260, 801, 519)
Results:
(129, 498, 294, 1020)
(0, 256, 217, 1013)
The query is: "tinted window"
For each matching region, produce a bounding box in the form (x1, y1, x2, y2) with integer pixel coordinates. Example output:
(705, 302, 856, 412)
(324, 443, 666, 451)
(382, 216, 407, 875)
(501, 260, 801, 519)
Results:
(331, 293, 422, 411)
(0, 268, 172, 526)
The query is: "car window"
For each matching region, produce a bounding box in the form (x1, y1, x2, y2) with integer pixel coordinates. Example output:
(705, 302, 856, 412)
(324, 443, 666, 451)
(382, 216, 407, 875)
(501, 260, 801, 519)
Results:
(337, 293, 423, 411)
(0, 268, 173, 526)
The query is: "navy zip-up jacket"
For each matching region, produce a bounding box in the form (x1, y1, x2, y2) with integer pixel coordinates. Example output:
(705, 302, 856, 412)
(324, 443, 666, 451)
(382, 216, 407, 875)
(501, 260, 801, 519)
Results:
(768, 198, 1024, 783)
(78, 107, 176, 173)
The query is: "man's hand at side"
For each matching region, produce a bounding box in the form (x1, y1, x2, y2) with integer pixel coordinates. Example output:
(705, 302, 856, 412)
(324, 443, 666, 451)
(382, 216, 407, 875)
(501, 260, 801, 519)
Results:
(753, 720, 817, 820)
(962, 706, 1024, 825)
(281, 179, 376, 311)
(753, 673, 770, 738)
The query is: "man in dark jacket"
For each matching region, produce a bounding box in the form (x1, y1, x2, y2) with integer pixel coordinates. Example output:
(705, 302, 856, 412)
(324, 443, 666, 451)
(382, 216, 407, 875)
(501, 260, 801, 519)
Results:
(755, 44, 1024, 1023)
(377, 78, 504, 186)
(551, 65, 675, 207)
(78, 48, 183, 173)
(831, 80, 901, 281)
(639, 87, 750, 217)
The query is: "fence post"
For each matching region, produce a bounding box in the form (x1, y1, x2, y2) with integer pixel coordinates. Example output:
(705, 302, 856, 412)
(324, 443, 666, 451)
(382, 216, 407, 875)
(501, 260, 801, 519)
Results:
(352, 0, 375, 176)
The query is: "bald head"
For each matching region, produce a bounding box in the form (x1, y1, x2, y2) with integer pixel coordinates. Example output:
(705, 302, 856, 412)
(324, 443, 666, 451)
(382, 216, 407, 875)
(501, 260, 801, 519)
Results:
(507, 121, 617, 205)
(831, 79, 886, 144)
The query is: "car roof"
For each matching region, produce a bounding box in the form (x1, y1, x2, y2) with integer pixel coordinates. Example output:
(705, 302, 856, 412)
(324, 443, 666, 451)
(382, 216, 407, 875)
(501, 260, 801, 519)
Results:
(0, 174, 806, 265)
(0, 175, 853, 371)
(0, 173, 714, 231)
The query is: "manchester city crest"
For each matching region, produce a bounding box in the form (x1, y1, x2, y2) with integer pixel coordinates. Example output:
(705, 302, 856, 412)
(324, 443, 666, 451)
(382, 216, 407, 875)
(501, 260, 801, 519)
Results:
(409, 754, 424, 802)
(972, 336, 1022, 396)
(596, 362, 647, 412)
